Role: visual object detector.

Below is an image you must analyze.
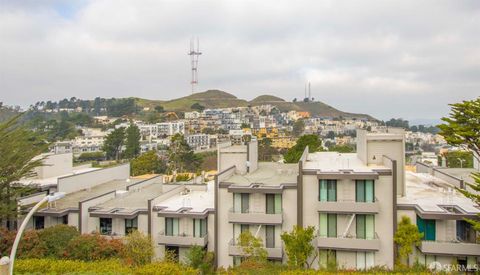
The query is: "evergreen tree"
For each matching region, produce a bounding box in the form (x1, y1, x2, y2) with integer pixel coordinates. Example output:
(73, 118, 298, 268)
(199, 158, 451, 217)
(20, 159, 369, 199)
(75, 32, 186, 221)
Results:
(103, 127, 125, 160)
(438, 97, 480, 230)
(0, 115, 48, 229)
(124, 123, 141, 159)
(283, 134, 323, 163)
(167, 134, 202, 173)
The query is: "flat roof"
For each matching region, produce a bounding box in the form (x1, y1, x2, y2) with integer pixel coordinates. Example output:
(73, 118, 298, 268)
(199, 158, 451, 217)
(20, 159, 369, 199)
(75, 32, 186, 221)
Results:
(304, 152, 387, 171)
(435, 168, 479, 185)
(224, 162, 298, 185)
(398, 171, 479, 214)
(155, 181, 214, 213)
(41, 178, 143, 210)
(18, 167, 101, 188)
(97, 183, 178, 211)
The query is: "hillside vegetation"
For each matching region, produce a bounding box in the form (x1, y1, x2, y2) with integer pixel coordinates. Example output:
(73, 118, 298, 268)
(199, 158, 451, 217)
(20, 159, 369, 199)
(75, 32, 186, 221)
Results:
(136, 90, 375, 120)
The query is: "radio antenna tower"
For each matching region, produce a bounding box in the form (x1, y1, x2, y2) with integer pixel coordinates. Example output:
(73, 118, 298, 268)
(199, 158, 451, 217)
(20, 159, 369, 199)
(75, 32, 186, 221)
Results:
(188, 37, 202, 94)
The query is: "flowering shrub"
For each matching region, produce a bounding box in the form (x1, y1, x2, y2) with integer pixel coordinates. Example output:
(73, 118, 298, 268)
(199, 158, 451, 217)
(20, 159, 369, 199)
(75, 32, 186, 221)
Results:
(64, 233, 124, 261)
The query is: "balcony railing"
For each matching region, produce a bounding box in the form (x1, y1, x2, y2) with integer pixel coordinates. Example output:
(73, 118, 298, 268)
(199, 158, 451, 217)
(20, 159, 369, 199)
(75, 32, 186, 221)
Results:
(228, 239, 283, 259)
(157, 231, 208, 247)
(420, 239, 480, 256)
(228, 208, 283, 225)
(317, 233, 380, 251)
(317, 198, 380, 214)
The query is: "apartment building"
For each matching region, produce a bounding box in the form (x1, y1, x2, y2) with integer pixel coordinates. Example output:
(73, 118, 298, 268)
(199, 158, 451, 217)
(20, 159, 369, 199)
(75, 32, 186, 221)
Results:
(215, 129, 405, 269)
(396, 163, 480, 270)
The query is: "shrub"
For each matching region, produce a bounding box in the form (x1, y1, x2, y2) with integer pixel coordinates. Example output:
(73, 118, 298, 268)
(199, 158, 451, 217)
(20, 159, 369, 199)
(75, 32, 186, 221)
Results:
(64, 233, 124, 261)
(175, 173, 192, 182)
(38, 224, 79, 258)
(122, 230, 153, 266)
(185, 245, 214, 274)
(0, 228, 46, 259)
(78, 151, 105, 162)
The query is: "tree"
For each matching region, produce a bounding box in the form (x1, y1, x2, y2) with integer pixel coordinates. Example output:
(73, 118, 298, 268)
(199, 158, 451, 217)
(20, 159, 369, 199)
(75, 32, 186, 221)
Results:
(103, 127, 125, 160)
(385, 118, 409, 129)
(292, 119, 305, 137)
(167, 134, 202, 173)
(38, 225, 79, 258)
(439, 151, 473, 168)
(394, 216, 423, 265)
(122, 230, 153, 266)
(185, 245, 214, 274)
(240, 122, 250, 129)
(283, 135, 322, 163)
(328, 144, 355, 153)
(258, 138, 277, 161)
(124, 123, 141, 159)
(236, 231, 267, 263)
(64, 233, 124, 261)
(438, 97, 480, 231)
(130, 151, 167, 176)
(191, 103, 205, 112)
(154, 105, 165, 113)
(281, 225, 316, 268)
(0, 115, 48, 229)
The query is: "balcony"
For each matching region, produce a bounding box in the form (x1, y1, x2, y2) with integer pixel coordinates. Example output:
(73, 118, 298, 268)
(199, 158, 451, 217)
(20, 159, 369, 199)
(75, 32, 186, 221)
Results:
(228, 239, 282, 259)
(228, 208, 283, 225)
(157, 232, 208, 247)
(317, 233, 380, 251)
(420, 240, 480, 256)
(317, 199, 380, 214)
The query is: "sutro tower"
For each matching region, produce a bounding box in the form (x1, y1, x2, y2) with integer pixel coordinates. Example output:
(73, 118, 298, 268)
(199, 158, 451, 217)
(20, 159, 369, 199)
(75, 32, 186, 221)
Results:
(188, 37, 202, 94)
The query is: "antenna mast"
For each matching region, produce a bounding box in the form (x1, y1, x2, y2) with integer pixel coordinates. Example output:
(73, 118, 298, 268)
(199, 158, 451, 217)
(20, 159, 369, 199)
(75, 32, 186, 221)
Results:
(188, 37, 202, 94)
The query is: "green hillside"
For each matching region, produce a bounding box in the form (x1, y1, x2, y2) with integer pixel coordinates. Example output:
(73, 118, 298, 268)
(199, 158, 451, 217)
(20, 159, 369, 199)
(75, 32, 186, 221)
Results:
(134, 90, 375, 120)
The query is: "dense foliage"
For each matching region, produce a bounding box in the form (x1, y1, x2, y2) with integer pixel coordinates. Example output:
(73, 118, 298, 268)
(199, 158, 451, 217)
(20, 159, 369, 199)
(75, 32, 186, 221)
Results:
(130, 150, 167, 176)
(439, 150, 473, 168)
(124, 123, 141, 159)
(438, 97, 480, 232)
(103, 127, 126, 160)
(394, 216, 423, 265)
(281, 225, 316, 268)
(167, 134, 202, 173)
(0, 115, 48, 229)
(283, 135, 322, 163)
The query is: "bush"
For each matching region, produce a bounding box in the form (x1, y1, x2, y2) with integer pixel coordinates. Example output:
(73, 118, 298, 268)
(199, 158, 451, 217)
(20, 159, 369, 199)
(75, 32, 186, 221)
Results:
(0, 228, 46, 259)
(14, 258, 198, 274)
(38, 224, 80, 258)
(122, 230, 153, 266)
(78, 151, 105, 162)
(64, 233, 124, 261)
(185, 245, 214, 274)
(176, 173, 192, 182)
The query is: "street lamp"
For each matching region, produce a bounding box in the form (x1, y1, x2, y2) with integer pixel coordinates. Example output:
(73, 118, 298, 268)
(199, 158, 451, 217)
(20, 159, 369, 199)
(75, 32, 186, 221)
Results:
(8, 192, 65, 275)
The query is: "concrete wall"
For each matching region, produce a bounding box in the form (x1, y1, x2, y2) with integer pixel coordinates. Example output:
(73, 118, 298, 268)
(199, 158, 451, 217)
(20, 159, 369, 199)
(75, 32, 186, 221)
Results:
(80, 191, 117, 234)
(58, 164, 130, 194)
(217, 187, 232, 267)
(247, 140, 258, 173)
(34, 153, 73, 179)
(218, 147, 247, 174)
(127, 175, 163, 191)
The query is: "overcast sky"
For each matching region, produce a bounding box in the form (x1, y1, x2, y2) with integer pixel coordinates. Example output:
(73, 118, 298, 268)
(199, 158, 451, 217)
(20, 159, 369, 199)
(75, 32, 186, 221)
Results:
(1, 0, 479, 121)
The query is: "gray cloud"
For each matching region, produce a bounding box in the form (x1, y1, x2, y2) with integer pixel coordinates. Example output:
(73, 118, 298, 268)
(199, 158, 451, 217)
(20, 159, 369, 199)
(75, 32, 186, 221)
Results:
(0, 0, 479, 120)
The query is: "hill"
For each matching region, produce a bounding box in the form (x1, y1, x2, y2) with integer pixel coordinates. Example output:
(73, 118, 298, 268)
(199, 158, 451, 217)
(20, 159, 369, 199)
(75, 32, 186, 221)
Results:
(135, 90, 375, 120)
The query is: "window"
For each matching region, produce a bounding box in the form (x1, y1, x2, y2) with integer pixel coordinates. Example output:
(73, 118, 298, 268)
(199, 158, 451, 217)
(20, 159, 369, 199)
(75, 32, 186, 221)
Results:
(234, 193, 250, 213)
(417, 215, 436, 241)
(356, 215, 375, 239)
(58, 215, 68, 225)
(457, 220, 476, 243)
(33, 216, 44, 230)
(240, 224, 249, 233)
(193, 218, 207, 237)
(319, 213, 337, 237)
(417, 248, 436, 267)
(125, 217, 138, 235)
(165, 218, 179, 236)
(319, 250, 336, 269)
(356, 252, 374, 269)
(266, 194, 282, 214)
(356, 180, 374, 202)
(99, 218, 112, 235)
(265, 225, 275, 248)
(319, 180, 337, 202)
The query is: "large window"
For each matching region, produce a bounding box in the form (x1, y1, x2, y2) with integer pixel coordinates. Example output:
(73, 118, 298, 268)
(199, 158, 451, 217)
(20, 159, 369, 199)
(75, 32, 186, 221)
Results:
(165, 217, 179, 236)
(193, 218, 207, 237)
(33, 216, 44, 230)
(234, 193, 250, 213)
(356, 180, 374, 202)
(356, 252, 374, 269)
(457, 220, 476, 243)
(319, 250, 336, 269)
(319, 180, 337, 202)
(265, 225, 275, 248)
(240, 224, 249, 233)
(266, 194, 282, 214)
(356, 214, 375, 239)
(125, 217, 138, 235)
(319, 213, 337, 237)
(417, 215, 435, 241)
(99, 218, 112, 235)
